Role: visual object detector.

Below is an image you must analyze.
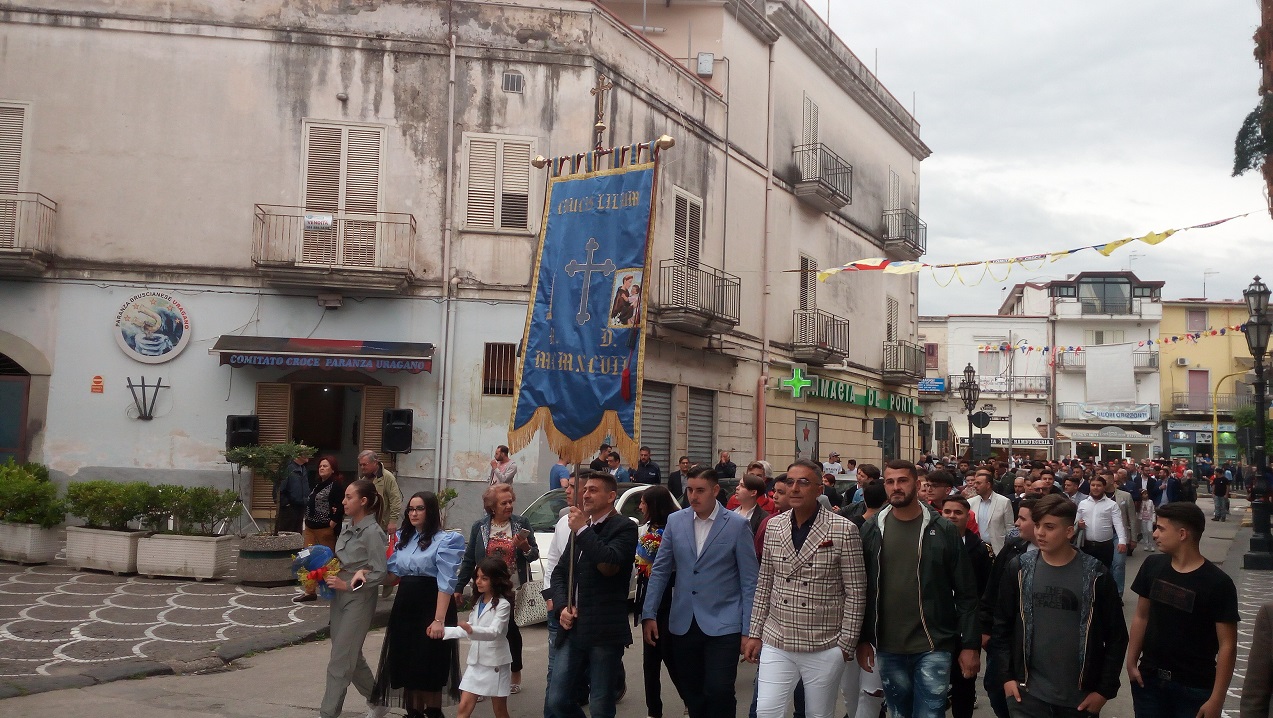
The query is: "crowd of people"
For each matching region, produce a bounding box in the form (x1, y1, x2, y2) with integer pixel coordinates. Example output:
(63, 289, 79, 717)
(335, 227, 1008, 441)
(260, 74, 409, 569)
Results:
(293, 447, 1273, 718)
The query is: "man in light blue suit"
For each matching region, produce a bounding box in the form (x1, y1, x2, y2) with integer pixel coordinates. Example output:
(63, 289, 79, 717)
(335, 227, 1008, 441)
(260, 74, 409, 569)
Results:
(641, 467, 760, 718)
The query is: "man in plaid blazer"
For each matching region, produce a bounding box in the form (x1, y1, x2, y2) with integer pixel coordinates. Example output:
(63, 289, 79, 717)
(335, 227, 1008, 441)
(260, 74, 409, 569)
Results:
(744, 458, 867, 718)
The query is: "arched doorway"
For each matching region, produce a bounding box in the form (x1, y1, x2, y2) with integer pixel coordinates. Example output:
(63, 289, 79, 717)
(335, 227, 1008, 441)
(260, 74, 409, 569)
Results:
(0, 353, 31, 463)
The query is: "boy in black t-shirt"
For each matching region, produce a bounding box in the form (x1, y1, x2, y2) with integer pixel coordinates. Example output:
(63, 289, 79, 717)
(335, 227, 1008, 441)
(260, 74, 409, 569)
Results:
(1126, 501, 1238, 718)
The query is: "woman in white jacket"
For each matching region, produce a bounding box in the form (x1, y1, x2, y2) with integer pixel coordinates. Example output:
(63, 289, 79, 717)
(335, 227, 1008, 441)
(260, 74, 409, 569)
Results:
(445, 557, 514, 718)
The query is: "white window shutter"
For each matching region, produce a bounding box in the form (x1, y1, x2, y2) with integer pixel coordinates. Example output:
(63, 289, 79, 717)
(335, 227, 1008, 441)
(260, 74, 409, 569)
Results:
(0, 105, 25, 249)
(467, 139, 498, 229)
(500, 141, 531, 230)
(799, 256, 817, 311)
(302, 125, 342, 264)
(686, 198, 701, 266)
(886, 297, 899, 342)
(341, 127, 381, 267)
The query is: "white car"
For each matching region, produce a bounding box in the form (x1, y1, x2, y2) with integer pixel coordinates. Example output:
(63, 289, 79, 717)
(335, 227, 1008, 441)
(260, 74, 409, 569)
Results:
(519, 482, 680, 620)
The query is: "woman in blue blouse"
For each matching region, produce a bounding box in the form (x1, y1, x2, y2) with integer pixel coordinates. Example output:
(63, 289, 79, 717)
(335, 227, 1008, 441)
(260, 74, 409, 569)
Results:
(371, 491, 466, 718)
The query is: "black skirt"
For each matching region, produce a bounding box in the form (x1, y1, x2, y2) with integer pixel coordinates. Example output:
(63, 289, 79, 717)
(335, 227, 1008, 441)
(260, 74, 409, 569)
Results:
(371, 574, 461, 707)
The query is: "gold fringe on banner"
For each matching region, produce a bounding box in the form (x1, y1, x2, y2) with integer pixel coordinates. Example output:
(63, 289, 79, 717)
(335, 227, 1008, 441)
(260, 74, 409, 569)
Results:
(507, 406, 639, 468)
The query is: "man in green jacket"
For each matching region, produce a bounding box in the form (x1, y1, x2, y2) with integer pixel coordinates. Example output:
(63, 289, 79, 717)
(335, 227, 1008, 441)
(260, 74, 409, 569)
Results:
(857, 461, 981, 718)
(356, 450, 402, 536)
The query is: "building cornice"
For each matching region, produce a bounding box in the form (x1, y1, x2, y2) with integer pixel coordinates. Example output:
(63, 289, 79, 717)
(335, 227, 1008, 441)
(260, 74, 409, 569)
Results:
(764, 0, 930, 160)
(725, 0, 781, 45)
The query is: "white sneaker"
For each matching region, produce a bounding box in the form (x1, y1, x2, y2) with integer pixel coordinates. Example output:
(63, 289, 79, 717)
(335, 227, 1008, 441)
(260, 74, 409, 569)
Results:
(365, 705, 389, 718)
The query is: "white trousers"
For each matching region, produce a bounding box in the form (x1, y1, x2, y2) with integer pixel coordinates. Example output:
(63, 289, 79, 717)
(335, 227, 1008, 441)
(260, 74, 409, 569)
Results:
(755, 645, 846, 718)
(841, 660, 885, 718)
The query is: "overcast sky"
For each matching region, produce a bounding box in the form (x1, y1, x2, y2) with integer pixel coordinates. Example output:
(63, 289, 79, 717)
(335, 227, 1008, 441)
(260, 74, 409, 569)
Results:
(825, 0, 1272, 316)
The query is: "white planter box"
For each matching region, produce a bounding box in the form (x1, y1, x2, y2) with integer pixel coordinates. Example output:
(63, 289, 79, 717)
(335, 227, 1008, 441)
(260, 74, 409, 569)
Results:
(65, 526, 150, 574)
(137, 533, 235, 580)
(0, 522, 62, 564)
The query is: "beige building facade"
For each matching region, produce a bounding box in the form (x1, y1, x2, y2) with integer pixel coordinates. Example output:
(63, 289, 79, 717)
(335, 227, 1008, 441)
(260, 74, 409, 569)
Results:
(0, 0, 928, 521)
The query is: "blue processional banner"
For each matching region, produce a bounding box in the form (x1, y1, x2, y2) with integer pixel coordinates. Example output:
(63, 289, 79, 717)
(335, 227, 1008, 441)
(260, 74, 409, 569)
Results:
(508, 162, 658, 464)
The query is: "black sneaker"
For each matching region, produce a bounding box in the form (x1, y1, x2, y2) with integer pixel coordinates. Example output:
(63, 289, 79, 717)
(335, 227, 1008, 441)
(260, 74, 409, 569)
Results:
(292, 593, 318, 603)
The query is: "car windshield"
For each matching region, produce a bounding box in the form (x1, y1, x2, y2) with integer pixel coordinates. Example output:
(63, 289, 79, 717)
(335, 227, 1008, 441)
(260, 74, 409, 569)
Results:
(522, 489, 567, 532)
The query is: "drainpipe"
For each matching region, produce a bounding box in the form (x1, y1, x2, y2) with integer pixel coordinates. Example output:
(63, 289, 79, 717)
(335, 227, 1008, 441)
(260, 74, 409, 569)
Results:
(755, 43, 776, 461)
(433, 33, 459, 492)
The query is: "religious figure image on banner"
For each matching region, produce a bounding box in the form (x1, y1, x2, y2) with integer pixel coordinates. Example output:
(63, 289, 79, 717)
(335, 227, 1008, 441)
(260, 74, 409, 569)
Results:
(507, 161, 659, 464)
(608, 269, 644, 328)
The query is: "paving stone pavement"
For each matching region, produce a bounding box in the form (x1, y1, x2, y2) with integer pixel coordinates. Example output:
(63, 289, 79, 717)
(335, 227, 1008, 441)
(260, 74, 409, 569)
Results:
(0, 540, 330, 698)
(1230, 560, 1273, 715)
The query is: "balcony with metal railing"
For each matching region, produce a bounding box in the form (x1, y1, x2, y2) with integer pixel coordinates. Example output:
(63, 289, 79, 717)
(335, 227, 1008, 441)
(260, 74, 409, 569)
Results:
(1053, 297, 1163, 321)
(1055, 350, 1159, 372)
(1057, 402, 1160, 423)
(947, 374, 1050, 395)
(1170, 392, 1252, 415)
(793, 309, 850, 364)
(252, 205, 416, 293)
(882, 208, 926, 259)
(792, 144, 853, 213)
(0, 193, 57, 276)
(652, 259, 741, 336)
(882, 339, 924, 384)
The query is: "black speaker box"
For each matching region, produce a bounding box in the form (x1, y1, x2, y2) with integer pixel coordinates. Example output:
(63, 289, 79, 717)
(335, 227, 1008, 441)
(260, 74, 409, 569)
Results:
(382, 408, 413, 453)
(226, 415, 259, 450)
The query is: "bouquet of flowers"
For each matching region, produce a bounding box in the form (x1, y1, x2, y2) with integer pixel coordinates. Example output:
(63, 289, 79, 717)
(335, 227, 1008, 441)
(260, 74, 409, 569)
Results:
(634, 527, 663, 578)
(292, 545, 342, 600)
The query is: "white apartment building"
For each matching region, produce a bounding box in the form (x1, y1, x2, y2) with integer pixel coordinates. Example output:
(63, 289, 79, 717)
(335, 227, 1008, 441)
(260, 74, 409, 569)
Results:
(918, 315, 1052, 460)
(0, 0, 929, 523)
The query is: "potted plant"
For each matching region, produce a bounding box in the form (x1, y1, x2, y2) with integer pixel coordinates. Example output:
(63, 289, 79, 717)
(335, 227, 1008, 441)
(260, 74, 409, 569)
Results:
(224, 442, 314, 586)
(0, 460, 65, 564)
(64, 480, 152, 574)
(137, 486, 239, 580)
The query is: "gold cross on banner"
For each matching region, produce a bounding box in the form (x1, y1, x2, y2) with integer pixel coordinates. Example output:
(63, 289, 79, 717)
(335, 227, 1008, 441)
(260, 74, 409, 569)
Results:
(590, 74, 613, 149)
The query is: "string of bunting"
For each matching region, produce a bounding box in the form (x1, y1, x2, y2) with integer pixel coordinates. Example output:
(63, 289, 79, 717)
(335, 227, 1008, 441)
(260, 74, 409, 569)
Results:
(975, 324, 1248, 354)
(816, 213, 1251, 284)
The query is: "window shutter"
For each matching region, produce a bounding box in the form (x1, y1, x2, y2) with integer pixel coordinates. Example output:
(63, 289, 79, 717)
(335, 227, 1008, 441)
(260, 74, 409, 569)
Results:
(302, 124, 383, 266)
(924, 342, 939, 369)
(0, 105, 25, 249)
(360, 385, 399, 471)
(802, 95, 819, 145)
(799, 256, 817, 310)
(886, 297, 899, 342)
(341, 127, 381, 267)
(500, 141, 531, 230)
(252, 383, 293, 510)
(889, 169, 901, 210)
(302, 126, 343, 264)
(467, 139, 498, 229)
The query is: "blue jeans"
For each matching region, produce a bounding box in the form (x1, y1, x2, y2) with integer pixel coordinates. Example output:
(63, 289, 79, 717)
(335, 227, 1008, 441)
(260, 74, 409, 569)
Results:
(1214, 495, 1230, 519)
(1111, 544, 1127, 595)
(1131, 674, 1212, 718)
(877, 650, 952, 718)
(544, 611, 560, 718)
(547, 636, 624, 718)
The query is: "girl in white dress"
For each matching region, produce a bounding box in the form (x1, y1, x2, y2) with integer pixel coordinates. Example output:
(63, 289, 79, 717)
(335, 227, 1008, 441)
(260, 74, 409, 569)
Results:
(445, 557, 514, 718)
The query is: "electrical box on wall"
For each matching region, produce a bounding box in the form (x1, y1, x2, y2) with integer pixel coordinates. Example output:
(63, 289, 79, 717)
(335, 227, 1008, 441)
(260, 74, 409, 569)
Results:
(696, 52, 714, 77)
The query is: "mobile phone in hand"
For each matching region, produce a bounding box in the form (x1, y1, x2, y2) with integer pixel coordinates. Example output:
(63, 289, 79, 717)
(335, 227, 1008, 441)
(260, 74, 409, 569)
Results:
(350, 578, 365, 591)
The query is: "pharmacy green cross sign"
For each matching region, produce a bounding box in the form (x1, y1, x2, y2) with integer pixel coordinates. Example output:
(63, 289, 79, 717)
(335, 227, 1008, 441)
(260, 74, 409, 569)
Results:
(780, 365, 813, 398)
(779, 367, 924, 416)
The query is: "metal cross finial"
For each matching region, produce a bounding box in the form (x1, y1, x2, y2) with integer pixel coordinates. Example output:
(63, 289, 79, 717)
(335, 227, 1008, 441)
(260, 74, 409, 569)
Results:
(564, 237, 616, 325)
(590, 74, 614, 150)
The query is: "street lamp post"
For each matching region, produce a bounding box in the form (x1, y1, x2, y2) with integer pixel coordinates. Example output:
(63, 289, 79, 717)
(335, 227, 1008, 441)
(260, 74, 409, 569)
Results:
(958, 363, 981, 461)
(1244, 275, 1273, 570)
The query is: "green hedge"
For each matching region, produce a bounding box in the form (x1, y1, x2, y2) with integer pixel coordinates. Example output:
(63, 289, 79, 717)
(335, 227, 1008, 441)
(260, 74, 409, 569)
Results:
(65, 481, 151, 531)
(0, 460, 64, 529)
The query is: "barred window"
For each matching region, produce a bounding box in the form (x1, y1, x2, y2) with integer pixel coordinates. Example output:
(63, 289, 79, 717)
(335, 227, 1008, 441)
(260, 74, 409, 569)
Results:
(483, 343, 518, 396)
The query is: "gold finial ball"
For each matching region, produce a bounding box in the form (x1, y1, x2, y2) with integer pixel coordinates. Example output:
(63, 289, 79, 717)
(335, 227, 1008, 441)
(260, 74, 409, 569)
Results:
(594, 120, 608, 133)
(654, 135, 676, 150)
(531, 155, 550, 168)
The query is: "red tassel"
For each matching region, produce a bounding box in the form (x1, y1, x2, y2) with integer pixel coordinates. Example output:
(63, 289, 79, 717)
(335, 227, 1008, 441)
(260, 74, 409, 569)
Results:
(621, 365, 632, 401)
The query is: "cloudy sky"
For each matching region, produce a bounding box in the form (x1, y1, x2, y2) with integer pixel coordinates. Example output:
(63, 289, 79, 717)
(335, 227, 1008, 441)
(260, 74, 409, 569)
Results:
(826, 0, 1272, 316)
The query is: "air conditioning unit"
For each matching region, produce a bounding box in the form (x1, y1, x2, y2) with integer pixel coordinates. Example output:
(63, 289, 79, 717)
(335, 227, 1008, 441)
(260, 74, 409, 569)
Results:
(1175, 357, 1189, 367)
